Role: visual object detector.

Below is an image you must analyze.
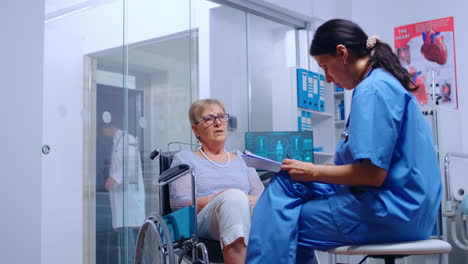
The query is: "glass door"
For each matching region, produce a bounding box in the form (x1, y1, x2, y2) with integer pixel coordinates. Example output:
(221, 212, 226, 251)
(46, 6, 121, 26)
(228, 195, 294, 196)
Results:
(43, 1, 126, 264)
(43, 0, 196, 264)
(85, 1, 196, 263)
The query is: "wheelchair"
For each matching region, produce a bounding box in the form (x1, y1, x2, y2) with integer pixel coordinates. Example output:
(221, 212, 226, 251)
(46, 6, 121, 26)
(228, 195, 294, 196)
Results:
(135, 148, 223, 264)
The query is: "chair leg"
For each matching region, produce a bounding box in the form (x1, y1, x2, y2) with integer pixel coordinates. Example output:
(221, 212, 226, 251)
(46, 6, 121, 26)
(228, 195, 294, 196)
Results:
(358, 255, 369, 264)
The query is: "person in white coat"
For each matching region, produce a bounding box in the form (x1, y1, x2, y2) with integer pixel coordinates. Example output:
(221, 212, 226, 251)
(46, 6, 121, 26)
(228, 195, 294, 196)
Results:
(102, 121, 146, 264)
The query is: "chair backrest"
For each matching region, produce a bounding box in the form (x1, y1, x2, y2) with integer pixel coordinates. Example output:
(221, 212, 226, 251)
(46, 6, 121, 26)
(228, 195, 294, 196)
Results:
(159, 153, 175, 216)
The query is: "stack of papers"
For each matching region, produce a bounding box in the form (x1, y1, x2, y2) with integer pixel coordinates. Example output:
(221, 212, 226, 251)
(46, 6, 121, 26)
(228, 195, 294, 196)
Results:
(241, 151, 282, 172)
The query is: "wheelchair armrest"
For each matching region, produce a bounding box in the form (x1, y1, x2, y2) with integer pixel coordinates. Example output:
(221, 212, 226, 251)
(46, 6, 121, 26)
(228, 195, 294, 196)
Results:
(159, 164, 191, 184)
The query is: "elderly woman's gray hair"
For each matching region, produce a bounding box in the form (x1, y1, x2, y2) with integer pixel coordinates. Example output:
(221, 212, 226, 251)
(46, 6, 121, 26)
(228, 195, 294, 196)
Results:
(188, 99, 226, 125)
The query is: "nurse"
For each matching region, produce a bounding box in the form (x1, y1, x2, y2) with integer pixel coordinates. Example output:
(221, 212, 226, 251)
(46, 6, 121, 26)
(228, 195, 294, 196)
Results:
(246, 19, 441, 264)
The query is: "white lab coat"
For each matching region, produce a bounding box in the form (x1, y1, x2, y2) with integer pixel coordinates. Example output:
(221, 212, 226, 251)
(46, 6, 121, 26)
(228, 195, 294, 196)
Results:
(108, 129, 146, 228)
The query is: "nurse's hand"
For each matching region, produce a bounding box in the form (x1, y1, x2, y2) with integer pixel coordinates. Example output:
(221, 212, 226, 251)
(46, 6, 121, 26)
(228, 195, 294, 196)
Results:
(280, 159, 317, 181)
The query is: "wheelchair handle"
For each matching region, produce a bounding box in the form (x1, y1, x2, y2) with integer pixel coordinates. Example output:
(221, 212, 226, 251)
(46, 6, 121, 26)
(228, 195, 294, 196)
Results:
(158, 164, 190, 185)
(149, 148, 161, 160)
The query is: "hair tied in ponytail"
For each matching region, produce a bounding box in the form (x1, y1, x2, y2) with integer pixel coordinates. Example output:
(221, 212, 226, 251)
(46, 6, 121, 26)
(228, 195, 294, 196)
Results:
(366, 35, 381, 50)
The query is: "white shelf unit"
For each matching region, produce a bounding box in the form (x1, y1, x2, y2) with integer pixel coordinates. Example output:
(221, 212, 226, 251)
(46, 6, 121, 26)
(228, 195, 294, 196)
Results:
(314, 151, 335, 165)
(299, 108, 334, 121)
(334, 91, 344, 99)
(333, 89, 346, 146)
(334, 120, 346, 127)
(292, 66, 337, 165)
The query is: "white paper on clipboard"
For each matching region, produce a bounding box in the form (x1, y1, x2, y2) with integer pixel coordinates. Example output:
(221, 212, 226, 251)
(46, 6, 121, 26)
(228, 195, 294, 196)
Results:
(241, 151, 281, 172)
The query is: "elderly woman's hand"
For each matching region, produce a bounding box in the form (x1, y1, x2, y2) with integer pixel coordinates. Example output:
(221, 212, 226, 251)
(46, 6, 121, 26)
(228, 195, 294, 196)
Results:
(280, 159, 318, 181)
(246, 195, 259, 207)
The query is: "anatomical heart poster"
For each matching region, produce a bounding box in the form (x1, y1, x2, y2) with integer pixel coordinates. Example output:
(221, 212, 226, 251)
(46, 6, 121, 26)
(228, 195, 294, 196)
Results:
(394, 17, 458, 109)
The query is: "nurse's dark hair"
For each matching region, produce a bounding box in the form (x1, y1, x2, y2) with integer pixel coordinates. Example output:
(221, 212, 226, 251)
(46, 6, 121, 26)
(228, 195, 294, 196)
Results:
(310, 19, 416, 91)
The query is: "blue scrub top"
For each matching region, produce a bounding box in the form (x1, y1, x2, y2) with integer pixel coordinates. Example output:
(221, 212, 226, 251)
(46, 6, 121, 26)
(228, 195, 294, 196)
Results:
(246, 68, 443, 263)
(332, 68, 441, 243)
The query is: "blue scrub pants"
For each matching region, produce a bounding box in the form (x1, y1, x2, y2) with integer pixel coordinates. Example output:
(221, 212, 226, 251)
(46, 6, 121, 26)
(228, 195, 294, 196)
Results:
(246, 171, 433, 264)
(247, 172, 434, 264)
(247, 171, 342, 264)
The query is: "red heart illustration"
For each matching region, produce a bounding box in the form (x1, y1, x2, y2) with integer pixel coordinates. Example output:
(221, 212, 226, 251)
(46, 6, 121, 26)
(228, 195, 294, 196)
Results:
(420, 30, 447, 65)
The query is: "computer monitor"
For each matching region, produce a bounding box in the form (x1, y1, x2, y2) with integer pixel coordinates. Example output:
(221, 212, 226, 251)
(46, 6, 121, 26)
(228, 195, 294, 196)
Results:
(245, 131, 314, 163)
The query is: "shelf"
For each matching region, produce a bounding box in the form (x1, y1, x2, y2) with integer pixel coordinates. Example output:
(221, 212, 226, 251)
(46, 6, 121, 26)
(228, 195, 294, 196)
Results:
(334, 120, 345, 126)
(298, 107, 334, 122)
(334, 91, 344, 98)
(313, 151, 335, 164)
(313, 151, 334, 157)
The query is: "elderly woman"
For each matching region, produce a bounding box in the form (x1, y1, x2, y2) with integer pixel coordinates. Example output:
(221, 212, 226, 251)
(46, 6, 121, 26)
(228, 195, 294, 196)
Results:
(169, 98, 264, 264)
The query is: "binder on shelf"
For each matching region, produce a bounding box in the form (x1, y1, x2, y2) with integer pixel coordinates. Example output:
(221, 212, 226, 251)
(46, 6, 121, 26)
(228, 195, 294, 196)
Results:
(339, 100, 345, 120)
(298, 109, 312, 132)
(334, 99, 345, 121)
(334, 84, 344, 92)
(296, 68, 325, 112)
(318, 74, 325, 112)
(296, 68, 313, 110)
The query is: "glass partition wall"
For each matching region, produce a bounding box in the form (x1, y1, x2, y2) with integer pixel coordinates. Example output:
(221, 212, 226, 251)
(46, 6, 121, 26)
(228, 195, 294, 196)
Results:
(45, 1, 196, 263)
(86, 34, 197, 264)
(43, 1, 310, 263)
(84, 2, 197, 264)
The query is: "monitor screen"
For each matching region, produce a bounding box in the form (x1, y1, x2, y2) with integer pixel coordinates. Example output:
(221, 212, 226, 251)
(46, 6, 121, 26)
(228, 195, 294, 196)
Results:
(245, 131, 314, 163)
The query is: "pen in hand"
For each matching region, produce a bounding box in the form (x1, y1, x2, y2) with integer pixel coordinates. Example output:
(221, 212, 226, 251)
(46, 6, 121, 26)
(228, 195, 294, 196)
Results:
(286, 154, 291, 159)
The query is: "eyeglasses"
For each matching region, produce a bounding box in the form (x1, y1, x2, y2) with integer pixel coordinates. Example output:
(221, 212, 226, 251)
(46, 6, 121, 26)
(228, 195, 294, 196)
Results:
(198, 114, 230, 125)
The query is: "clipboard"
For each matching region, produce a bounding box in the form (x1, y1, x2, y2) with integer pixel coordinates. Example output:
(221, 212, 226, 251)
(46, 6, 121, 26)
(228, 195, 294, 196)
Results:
(241, 150, 282, 172)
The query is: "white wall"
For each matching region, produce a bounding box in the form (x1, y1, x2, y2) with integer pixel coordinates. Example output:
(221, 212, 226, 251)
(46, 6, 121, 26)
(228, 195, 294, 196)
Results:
(0, 1, 44, 263)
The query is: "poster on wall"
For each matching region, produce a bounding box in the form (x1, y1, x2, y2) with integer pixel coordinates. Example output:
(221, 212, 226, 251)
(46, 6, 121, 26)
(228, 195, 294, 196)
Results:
(394, 17, 458, 109)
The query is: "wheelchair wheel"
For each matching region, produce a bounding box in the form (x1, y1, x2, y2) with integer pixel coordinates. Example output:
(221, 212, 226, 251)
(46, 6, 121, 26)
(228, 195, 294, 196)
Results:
(135, 214, 175, 264)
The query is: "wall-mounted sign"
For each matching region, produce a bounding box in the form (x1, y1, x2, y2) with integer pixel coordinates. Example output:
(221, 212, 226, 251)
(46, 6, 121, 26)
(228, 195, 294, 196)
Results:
(394, 17, 457, 109)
